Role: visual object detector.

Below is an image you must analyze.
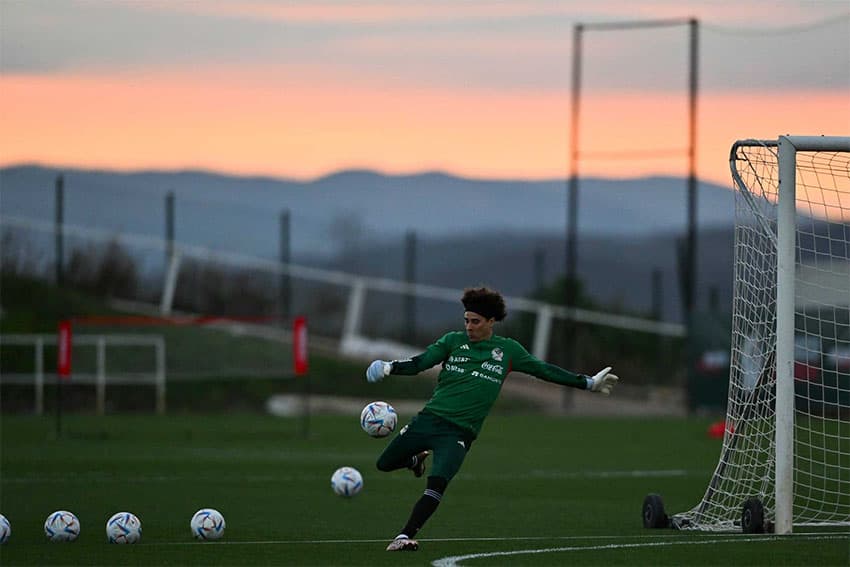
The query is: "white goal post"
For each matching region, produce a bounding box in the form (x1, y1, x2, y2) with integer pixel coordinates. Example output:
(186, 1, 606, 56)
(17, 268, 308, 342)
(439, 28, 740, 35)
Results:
(671, 135, 850, 534)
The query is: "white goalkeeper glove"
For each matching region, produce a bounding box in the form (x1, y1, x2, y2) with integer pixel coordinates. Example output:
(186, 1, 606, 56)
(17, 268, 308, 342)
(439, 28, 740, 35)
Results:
(366, 360, 392, 383)
(587, 366, 619, 395)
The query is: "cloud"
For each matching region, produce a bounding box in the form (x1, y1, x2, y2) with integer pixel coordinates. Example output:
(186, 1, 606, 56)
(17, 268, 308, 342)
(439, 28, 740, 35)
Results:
(2, 0, 847, 93)
(131, 1, 848, 28)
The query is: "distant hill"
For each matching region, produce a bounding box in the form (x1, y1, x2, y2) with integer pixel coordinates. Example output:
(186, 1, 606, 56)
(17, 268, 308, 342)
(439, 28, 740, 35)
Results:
(0, 164, 736, 261)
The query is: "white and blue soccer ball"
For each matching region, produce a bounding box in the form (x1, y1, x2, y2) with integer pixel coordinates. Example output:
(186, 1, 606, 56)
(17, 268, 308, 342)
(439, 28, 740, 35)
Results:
(106, 511, 142, 544)
(331, 466, 363, 497)
(0, 514, 10, 544)
(190, 508, 226, 541)
(44, 510, 81, 542)
(360, 401, 397, 438)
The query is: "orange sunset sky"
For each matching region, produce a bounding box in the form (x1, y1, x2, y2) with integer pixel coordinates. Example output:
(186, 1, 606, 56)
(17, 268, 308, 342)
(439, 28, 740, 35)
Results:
(1, 1, 848, 186)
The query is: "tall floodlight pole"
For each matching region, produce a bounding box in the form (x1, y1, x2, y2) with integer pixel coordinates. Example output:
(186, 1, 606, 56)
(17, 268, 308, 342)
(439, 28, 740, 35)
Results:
(404, 230, 417, 334)
(562, 23, 583, 408)
(165, 191, 175, 268)
(55, 175, 64, 286)
(280, 209, 291, 323)
(685, 18, 699, 329)
(566, 24, 583, 312)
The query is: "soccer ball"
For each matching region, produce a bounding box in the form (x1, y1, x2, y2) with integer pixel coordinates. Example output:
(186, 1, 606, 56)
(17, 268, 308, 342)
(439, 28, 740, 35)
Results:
(0, 514, 10, 544)
(360, 401, 397, 438)
(106, 511, 142, 544)
(190, 508, 226, 541)
(331, 466, 363, 497)
(44, 510, 80, 542)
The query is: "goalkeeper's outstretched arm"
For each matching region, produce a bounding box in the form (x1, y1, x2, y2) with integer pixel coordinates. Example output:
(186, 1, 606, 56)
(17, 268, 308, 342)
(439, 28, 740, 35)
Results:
(530, 361, 619, 395)
(509, 340, 619, 395)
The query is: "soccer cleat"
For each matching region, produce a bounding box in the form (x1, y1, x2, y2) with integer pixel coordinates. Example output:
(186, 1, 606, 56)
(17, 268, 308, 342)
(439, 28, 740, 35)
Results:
(386, 536, 419, 551)
(409, 451, 429, 478)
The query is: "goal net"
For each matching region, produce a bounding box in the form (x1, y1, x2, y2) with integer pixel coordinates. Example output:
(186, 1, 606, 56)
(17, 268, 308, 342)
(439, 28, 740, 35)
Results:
(673, 136, 850, 533)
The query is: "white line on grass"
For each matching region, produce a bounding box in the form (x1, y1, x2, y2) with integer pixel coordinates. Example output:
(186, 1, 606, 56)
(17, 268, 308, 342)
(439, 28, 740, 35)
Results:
(147, 534, 676, 547)
(431, 534, 849, 567)
(146, 534, 698, 547)
(143, 532, 848, 548)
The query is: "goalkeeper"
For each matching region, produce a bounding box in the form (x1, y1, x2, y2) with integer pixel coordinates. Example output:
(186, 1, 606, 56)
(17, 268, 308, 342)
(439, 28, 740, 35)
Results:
(365, 286, 619, 552)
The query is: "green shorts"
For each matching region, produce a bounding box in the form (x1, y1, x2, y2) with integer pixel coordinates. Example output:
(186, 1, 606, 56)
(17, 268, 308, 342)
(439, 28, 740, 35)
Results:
(376, 411, 475, 482)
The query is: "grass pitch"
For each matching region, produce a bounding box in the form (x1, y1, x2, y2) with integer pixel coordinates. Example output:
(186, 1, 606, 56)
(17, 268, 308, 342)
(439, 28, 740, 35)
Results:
(0, 412, 847, 566)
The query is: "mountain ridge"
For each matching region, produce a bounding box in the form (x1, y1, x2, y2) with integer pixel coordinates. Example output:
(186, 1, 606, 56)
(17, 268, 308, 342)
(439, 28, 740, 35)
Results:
(1, 163, 738, 253)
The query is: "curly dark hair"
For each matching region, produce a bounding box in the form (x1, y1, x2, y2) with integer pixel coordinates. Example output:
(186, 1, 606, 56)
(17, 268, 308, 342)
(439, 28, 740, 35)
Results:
(461, 286, 507, 321)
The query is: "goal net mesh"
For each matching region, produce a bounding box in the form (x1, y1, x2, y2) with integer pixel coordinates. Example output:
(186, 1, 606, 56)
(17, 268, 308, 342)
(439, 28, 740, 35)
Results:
(673, 139, 850, 531)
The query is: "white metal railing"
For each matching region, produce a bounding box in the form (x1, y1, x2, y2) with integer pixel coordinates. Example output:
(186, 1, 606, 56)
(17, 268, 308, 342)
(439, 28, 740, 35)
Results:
(1, 334, 166, 415)
(1, 214, 687, 362)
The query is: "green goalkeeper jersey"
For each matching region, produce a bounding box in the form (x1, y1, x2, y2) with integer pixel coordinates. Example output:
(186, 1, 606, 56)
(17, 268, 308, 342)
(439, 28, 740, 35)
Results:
(391, 331, 589, 437)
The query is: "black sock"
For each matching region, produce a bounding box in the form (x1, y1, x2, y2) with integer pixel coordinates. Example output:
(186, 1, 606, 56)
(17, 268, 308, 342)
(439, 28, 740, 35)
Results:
(400, 476, 448, 538)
